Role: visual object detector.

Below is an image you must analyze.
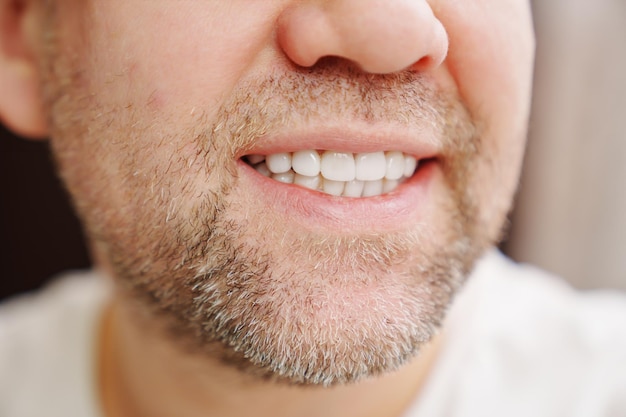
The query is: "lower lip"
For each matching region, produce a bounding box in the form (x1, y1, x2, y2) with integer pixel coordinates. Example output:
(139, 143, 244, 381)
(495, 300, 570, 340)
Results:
(237, 159, 439, 232)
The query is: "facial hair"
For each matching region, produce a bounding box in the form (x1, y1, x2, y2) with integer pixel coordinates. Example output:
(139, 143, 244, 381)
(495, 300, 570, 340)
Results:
(44, 53, 492, 385)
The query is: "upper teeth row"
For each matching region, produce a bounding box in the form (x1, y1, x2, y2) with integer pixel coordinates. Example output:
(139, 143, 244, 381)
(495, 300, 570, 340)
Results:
(246, 150, 418, 182)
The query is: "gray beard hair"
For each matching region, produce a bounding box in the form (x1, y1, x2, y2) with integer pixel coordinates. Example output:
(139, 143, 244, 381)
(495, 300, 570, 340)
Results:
(46, 57, 490, 385)
(115, 200, 481, 386)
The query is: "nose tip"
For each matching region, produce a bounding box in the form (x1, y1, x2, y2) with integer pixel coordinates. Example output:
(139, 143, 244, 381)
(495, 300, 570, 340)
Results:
(277, 0, 449, 74)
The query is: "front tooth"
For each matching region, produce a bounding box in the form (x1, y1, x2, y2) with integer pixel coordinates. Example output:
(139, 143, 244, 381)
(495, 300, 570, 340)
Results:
(343, 180, 365, 197)
(355, 152, 386, 181)
(321, 151, 356, 182)
(294, 174, 321, 191)
(292, 150, 321, 176)
(385, 151, 405, 180)
(266, 153, 292, 174)
(323, 179, 345, 196)
(403, 156, 418, 177)
(362, 180, 383, 197)
(272, 171, 295, 184)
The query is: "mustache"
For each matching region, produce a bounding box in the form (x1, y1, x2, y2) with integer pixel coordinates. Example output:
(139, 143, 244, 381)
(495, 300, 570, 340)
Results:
(203, 59, 469, 157)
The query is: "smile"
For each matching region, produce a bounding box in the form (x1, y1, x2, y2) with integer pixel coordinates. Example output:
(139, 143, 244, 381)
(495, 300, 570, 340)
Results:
(243, 150, 419, 198)
(235, 127, 441, 231)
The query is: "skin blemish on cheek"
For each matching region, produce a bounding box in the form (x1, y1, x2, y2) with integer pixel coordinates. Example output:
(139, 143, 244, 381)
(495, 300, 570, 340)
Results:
(147, 89, 166, 111)
(120, 61, 167, 112)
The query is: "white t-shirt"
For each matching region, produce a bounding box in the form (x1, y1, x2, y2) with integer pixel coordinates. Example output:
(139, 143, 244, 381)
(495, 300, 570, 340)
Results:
(1, 251, 625, 417)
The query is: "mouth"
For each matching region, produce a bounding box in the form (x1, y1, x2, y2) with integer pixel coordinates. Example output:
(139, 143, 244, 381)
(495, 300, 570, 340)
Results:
(234, 128, 442, 231)
(242, 150, 424, 198)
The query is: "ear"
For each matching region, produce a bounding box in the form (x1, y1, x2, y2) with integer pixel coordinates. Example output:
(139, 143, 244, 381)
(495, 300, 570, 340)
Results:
(0, 0, 48, 139)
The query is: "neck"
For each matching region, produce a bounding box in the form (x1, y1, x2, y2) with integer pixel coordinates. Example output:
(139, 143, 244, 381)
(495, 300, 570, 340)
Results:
(98, 297, 442, 417)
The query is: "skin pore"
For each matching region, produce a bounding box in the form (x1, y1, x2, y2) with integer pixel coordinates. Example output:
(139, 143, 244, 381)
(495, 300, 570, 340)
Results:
(0, 0, 535, 416)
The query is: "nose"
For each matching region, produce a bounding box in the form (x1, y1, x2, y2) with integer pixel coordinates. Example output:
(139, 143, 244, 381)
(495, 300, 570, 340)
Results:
(277, 0, 448, 74)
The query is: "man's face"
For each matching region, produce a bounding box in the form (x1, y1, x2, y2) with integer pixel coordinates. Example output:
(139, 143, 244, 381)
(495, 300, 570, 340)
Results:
(39, 0, 534, 385)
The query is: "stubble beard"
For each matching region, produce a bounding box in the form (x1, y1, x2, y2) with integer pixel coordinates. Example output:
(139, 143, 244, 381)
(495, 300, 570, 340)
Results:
(44, 47, 493, 385)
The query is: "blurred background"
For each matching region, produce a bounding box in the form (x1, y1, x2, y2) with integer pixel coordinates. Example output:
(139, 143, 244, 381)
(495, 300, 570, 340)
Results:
(1, 0, 625, 301)
(506, 0, 626, 290)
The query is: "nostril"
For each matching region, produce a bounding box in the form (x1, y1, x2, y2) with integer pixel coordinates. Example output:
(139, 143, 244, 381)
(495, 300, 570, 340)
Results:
(412, 56, 435, 72)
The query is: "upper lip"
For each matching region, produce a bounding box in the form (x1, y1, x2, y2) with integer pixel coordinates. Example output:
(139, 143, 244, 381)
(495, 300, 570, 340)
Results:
(236, 124, 441, 161)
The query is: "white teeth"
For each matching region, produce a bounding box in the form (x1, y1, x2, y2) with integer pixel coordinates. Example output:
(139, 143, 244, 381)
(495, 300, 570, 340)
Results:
(323, 179, 345, 196)
(247, 149, 421, 198)
(362, 180, 384, 197)
(383, 179, 399, 194)
(272, 171, 295, 184)
(404, 156, 418, 178)
(355, 152, 386, 181)
(343, 180, 365, 198)
(321, 151, 356, 182)
(385, 151, 405, 180)
(294, 173, 321, 191)
(292, 150, 321, 176)
(266, 152, 292, 174)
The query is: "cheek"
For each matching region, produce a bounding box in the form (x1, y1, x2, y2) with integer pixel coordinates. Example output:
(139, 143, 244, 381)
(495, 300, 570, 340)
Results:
(438, 0, 535, 230)
(442, 0, 535, 140)
(82, 1, 282, 120)
(52, 1, 286, 205)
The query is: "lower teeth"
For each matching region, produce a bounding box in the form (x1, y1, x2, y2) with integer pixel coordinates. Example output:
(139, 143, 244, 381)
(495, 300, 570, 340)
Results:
(248, 160, 416, 198)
